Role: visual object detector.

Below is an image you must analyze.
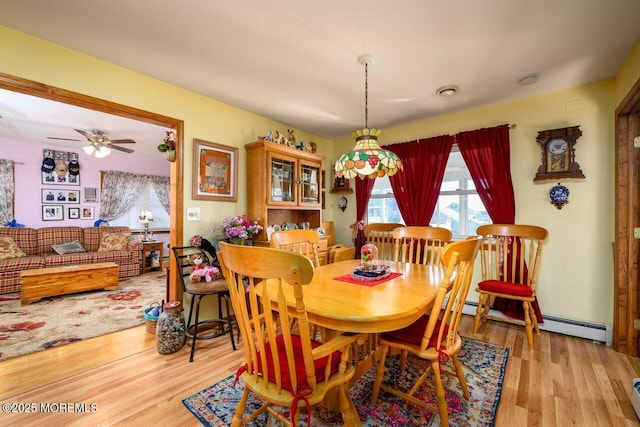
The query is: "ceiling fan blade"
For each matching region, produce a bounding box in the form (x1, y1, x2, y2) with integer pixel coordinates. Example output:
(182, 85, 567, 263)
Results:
(46, 136, 83, 141)
(109, 139, 136, 144)
(74, 129, 92, 139)
(109, 145, 135, 154)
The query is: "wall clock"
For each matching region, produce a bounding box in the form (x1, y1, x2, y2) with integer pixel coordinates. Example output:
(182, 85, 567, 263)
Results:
(534, 125, 585, 181)
(338, 196, 348, 212)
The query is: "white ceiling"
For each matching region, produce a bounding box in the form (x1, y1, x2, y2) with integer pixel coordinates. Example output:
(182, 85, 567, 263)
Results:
(1, 0, 639, 156)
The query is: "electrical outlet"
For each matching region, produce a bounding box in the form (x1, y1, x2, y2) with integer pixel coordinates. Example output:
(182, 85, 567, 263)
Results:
(635, 227, 640, 239)
(634, 319, 640, 331)
(634, 136, 640, 148)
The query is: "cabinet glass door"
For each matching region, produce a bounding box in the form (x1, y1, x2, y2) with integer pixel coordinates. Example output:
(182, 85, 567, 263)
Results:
(271, 157, 296, 203)
(300, 163, 320, 205)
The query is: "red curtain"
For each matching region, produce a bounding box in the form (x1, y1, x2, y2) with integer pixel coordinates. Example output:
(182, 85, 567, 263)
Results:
(353, 176, 376, 254)
(386, 136, 454, 226)
(457, 124, 543, 323)
(456, 124, 515, 223)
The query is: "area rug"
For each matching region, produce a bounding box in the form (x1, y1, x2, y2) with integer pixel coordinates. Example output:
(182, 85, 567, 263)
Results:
(0, 272, 166, 361)
(183, 337, 509, 426)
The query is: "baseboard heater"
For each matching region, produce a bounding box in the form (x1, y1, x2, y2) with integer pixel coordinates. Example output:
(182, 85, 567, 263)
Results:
(462, 302, 611, 345)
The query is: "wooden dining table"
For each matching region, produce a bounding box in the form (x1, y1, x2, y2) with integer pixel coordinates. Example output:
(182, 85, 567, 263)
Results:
(283, 259, 445, 333)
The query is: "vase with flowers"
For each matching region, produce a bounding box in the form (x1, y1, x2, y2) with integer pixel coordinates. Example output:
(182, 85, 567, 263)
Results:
(214, 215, 263, 245)
(157, 130, 177, 162)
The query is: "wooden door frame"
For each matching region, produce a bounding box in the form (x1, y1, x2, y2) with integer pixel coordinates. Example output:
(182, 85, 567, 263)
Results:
(0, 72, 184, 302)
(614, 77, 640, 355)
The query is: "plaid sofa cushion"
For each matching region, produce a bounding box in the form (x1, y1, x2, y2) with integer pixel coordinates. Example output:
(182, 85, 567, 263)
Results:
(83, 226, 132, 252)
(0, 227, 37, 256)
(37, 226, 84, 255)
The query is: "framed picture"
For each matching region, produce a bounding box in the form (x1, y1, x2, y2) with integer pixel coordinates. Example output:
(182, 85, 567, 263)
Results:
(42, 205, 64, 221)
(42, 189, 79, 204)
(192, 138, 238, 202)
(41, 150, 81, 186)
(68, 207, 80, 219)
(81, 206, 95, 220)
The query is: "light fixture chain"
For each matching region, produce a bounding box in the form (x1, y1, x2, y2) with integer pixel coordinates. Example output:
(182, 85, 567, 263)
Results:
(364, 62, 368, 128)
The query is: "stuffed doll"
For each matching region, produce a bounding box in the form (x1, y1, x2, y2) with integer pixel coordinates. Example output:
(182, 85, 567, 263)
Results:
(189, 254, 221, 283)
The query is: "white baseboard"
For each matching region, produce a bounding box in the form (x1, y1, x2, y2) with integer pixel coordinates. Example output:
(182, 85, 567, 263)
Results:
(462, 302, 611, 345)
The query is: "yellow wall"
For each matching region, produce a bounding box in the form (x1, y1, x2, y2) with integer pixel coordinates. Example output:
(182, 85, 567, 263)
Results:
(333, 80, 616, 325)
(617, 38, 640, 105)
(0, 25, 334, 241)
(1, 24, 631, 326)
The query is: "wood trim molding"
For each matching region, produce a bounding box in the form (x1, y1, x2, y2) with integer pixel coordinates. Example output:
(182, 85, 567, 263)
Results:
(0, 72, 185, 302)
(614, 76, 640, 355)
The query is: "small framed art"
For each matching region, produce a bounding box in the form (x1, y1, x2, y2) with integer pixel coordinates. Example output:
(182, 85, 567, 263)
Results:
(42, 205, 64, 221)
(68, 207, 80, 219)
(192, 138, 238, 202)
(81, 206, 95, 220)
(42, 189, 80, 204)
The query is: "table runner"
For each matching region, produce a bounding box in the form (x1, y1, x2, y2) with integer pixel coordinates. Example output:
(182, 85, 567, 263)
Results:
(333, 272, 403, 287)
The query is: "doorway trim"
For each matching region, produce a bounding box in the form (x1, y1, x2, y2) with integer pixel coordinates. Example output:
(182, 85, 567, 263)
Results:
(0, 72, 184, 302)
(614, 76, 640, 355)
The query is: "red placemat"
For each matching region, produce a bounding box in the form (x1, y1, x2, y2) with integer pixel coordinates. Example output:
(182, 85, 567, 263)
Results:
(333, 272, 403, 287)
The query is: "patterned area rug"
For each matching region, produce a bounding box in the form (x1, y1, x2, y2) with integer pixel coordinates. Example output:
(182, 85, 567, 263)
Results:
(183, 337, 508, 426)
(0, 272, 166, 361)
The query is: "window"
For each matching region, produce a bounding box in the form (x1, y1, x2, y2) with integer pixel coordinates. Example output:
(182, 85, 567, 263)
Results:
(366, 147, 490, 237)
(108, 181, 170, 230)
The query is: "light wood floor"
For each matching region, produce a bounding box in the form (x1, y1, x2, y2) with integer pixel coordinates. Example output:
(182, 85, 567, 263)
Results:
(1, 315, 639, 426)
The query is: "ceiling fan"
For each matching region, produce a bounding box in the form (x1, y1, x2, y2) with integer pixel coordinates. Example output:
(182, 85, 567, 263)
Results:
(47, 129, 136, 154)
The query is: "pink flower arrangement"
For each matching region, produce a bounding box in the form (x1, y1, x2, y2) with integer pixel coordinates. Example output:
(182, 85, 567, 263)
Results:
(214, 215, 263, 241)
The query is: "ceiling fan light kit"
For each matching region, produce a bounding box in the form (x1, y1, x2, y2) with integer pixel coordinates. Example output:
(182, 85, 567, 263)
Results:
(48, 128, 136, 157)
(334, 55, 403, 180)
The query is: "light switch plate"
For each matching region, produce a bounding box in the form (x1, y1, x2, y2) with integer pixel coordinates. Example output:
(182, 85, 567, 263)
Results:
(186, 207, 200, 221)
(634, 227, 640, 239)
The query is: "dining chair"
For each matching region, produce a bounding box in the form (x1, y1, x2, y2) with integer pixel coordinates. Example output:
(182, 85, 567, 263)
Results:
(172, 246, 236, 362)
(472, 224, 549, 349)
(322, 220, 356, 263)
(218, 242, 362, 426)
(270, 229, 321, 267)
(363, 222, 404, 261)
(370, 236, 482, 427)
(392, 226, 453, 265)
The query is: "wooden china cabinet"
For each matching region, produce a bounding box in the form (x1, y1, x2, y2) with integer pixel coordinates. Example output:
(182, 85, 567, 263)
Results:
(245, 140, 324, 246)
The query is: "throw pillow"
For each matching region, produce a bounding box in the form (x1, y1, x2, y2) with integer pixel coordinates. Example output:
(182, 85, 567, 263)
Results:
(0, 236, 26, 259)
(51, 240, 86, 255)
(98, 232, 131, 251)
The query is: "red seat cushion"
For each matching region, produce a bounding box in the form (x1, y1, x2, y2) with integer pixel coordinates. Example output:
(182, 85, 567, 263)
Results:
(256, 334, 342, 392)
(478, 279, 534, 297)
(382, 316, 449, 348)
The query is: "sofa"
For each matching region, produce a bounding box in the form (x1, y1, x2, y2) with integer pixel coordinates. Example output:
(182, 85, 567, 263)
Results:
(0, 226, 143, 294)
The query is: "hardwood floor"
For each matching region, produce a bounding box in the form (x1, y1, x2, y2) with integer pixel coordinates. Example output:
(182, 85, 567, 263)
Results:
(1, 315, 639, 426)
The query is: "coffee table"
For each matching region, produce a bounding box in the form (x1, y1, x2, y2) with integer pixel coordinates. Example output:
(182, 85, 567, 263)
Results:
(20, 262, 119, 305)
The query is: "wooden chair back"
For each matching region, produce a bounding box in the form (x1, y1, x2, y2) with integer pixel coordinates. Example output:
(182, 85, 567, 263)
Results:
(363, 223, 404, 261)
(218, 242, 360, 426)
(476, 224, 548, 290)
(423, 236, 482, 352)
(321, 220, 337, 246)
(392, 226, 452, 265)
(270, 229, 320, 267)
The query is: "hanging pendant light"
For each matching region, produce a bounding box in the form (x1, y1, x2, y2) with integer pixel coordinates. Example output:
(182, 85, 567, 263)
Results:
(334, 55, 402, 180)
